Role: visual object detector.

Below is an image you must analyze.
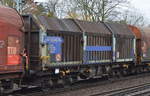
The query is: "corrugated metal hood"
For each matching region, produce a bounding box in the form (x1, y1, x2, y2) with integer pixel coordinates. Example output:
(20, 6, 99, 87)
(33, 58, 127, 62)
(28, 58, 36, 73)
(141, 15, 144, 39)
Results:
(0, 5, 23, 29)
(105, 22, 135, 38)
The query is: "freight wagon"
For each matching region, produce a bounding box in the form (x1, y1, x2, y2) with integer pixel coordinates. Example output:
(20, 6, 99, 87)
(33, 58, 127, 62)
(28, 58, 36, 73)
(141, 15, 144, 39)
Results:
(129, 26, 150, 71)
(21, 15, 137, 85)
(141, 28, 150, 62)
(0, 6, 24, 90)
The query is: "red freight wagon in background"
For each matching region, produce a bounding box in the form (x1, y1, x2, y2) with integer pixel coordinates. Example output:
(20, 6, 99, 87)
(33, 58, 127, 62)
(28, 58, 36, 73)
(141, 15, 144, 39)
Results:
(0, 6, 24, 79)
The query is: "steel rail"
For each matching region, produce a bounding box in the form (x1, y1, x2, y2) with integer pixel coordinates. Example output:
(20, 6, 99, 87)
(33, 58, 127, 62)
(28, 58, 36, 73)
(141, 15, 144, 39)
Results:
(90, 82, 150, 96)
(10, 72, 150, 96)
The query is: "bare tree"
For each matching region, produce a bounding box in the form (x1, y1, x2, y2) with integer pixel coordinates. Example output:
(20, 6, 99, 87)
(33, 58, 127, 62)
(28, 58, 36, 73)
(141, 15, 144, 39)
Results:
(0, 0, 16, 8)
(21, 1, 46, 15)
(0, 0, 147, 27)
(45, 0, 58, 16)
(66, 0, 128, 22)
(116, 7, 146, 27)
(0, 0, 44, 15)
(41, 0, 65, 17)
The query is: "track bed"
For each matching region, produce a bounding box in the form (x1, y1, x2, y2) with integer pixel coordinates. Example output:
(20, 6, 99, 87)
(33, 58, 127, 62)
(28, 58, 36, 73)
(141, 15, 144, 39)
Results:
(8, 72, 150, 96)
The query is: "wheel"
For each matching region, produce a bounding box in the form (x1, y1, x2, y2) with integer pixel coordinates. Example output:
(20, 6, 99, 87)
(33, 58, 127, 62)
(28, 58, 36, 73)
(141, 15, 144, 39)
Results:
(41, 78, 53, 91)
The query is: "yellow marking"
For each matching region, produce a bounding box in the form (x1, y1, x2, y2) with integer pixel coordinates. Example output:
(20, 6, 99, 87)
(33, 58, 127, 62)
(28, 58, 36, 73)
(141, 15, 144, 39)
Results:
(148, 63, 150, 66)
(60, 71, 65, 76)
(65, 70, 70, 74)
(40, 56, 50, 60)
(123, 64, 128, 68)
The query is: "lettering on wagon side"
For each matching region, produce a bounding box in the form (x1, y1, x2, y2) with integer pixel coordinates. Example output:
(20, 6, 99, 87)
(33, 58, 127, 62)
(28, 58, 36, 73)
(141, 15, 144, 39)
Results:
(0, 40, 4, 48)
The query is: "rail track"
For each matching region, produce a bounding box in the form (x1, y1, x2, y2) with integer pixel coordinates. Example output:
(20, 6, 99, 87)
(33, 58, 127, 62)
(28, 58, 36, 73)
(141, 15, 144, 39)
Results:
(8, 72, 150, 96)
(90, 82, 150, 96)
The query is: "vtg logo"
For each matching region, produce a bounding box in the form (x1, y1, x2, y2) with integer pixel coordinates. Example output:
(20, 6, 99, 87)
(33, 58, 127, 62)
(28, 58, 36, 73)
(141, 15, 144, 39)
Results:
(0, 40, 5, 48)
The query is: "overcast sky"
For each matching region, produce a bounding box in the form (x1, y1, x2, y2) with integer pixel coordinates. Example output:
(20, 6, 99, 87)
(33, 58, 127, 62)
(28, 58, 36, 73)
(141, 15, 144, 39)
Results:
(35, 0, 47, 2)
(131, 0, 150, 19)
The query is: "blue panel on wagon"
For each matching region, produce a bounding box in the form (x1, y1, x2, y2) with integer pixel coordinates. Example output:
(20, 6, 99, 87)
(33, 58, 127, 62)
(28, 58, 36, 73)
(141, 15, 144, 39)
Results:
(48, 43, 62, 54)
(44, 36, 63, 62)
(44, 36, 63, 54)
(44, 36, 63, 44)
(85, 46, 112, 51)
